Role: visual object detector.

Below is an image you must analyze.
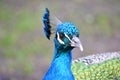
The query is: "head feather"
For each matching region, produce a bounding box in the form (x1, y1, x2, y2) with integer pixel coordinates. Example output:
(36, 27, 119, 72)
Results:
(42, 8, 62, 40)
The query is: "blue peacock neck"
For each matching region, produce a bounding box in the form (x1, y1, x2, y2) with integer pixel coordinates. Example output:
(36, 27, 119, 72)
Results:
(43, 46, 75, 80)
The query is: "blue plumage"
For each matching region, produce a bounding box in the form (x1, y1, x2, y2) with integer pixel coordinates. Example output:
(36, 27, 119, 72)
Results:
(43, 50, 74, 80)
(42, 8, 51, 40)
(56, 22, 79, 38)
(42, 8, 82, 80)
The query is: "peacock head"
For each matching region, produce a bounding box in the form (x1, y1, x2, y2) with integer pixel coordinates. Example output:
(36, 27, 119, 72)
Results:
(43, 8, 83, 52)
(54, 22, 83, 52)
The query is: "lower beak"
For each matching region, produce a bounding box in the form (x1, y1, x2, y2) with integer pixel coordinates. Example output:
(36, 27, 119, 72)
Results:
(70, 36, 83, 51)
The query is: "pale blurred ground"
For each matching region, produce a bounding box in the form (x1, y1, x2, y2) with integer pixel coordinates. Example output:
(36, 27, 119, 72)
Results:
(0, 0, 120, 80)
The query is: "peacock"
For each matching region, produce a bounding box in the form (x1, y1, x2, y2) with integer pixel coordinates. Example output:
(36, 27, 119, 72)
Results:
(42, 8, 120, 80)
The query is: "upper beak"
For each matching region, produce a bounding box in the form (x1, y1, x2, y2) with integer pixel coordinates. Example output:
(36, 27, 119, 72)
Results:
(70, 36, 83, 51)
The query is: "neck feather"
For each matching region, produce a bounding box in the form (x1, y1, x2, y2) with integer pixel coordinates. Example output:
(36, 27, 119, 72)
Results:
(43, 47, 74, 80)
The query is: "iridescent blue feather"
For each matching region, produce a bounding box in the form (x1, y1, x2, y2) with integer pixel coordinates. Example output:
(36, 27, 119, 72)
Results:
(42, 8, 51, 40)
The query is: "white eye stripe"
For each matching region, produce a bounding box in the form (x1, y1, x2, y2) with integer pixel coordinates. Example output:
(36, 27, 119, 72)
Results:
(57, 32, 65, 44)
(57, 32, 75, 45)
(64, 33, 74, 44)
(64, 33, 71, 41)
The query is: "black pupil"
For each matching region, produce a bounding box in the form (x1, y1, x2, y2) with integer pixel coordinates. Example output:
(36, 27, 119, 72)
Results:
(59, 33, 65, 40)
(55, 32, 65, 40)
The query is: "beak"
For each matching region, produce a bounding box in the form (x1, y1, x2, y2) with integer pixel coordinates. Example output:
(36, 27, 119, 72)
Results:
(64, 33, 83, 51)
(70, 36, 83, 51)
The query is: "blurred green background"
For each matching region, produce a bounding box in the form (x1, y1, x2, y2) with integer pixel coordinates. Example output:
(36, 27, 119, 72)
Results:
(0, 0, 120, 80)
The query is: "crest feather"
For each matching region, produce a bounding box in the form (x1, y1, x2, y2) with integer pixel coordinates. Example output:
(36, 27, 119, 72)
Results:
(42, 8, 62, 40)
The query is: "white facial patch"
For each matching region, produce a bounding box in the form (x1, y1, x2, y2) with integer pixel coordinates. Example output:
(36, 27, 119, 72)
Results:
(57, 32, 65, 45)
(57, 32, 83, 51)
(64, 33, 83, 51)
(64, 33, 73, 43)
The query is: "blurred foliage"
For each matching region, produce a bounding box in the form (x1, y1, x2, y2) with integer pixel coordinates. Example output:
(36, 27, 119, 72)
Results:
(95, 14, 112, 36)
(0, 2, 40, 77)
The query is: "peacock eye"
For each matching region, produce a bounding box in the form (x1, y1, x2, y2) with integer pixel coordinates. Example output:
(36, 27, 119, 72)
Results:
(55, 32, 65, 39)
(59, 33, 65, 40)
(55, 32, 65, 40)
